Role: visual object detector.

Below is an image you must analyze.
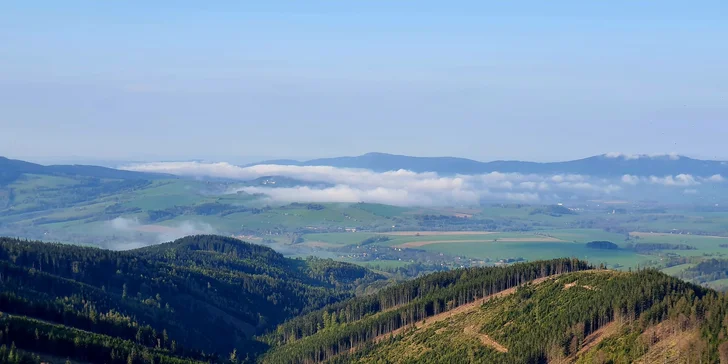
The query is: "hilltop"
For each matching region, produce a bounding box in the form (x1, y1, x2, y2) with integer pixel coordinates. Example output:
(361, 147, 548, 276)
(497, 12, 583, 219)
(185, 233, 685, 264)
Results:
(0, 156, 168, 185)
(0, 235, 384, 362)
(262, 262, 728, 364)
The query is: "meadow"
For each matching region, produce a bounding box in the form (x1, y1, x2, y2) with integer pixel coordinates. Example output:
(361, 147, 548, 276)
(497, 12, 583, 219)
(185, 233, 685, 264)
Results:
(301, 229, 652, 269)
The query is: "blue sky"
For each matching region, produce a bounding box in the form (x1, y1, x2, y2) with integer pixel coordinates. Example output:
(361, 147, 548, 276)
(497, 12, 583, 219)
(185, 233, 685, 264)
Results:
(1, 1, 726, 163)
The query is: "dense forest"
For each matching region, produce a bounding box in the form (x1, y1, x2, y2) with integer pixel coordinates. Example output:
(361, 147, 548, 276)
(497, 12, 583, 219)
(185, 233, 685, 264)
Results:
(0, 235, 383, 363)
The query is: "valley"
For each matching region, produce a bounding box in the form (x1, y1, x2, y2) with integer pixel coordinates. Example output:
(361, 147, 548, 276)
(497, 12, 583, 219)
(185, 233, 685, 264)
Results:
(3, 155, 728, 290)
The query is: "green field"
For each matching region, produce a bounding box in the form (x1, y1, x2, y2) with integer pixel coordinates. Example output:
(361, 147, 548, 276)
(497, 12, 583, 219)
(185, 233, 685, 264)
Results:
(630, 233, 728, 256)
(346, 259, 411, 270)
(660, 263, 696, 276)
(303, 229, 655, 269)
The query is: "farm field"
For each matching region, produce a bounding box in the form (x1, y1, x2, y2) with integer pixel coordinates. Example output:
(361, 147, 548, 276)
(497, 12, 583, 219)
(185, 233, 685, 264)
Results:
(660, 263, 696, 276)
(630, 232, 728, 257)
(345, 259, 411, 270)
(413, 241, 652, 269)
(301, 229, 657, 269)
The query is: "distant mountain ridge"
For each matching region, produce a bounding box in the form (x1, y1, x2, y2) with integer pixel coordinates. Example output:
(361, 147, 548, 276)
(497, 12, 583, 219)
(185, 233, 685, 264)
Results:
(250, 152, 728, 177)
(0, 156, 169, 184)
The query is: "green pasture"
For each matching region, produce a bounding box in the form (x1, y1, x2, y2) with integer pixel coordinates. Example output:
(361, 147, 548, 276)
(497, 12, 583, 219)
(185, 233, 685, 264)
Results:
(660, 263, 696, 276)
(346, 259, 411, 270)
(414, 241, 653, 269)
(353, 203, 411, 218)
(302, 232, 379, 246)
(533, 229, 628, 244)
(631, 233, 728, 257)
(705, 278, 728, 291)
(122, 180, 210, 209)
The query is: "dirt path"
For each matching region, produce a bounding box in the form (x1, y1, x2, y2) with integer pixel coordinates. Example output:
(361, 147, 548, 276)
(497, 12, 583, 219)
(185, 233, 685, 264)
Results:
(464, 325, 508, 352)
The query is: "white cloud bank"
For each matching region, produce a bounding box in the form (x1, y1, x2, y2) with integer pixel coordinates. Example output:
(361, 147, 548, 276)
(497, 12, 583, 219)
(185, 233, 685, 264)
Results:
(604, 152, 680, 160)
(122, 162, 724, 206)
(107, 217, 217, 250)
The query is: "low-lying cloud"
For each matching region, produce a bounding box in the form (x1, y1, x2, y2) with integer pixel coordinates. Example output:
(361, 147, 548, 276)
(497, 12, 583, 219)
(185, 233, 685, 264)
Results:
(621, 173, 724, 187)
(122, 162, 725, 206)
(106, 217, 217, 250)
(604, 152, 680, 160)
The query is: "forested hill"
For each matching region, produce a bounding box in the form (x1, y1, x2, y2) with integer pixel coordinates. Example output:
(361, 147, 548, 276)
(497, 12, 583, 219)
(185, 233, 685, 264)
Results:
(0, 235, 384, 363)
(3, 241, 728, 364)
(262, 263, 728, 364)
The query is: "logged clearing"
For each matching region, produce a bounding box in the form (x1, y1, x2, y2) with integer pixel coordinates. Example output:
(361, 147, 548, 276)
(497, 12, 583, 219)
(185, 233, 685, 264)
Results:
(396, 236, 565, 248)
(573, 321, 619, 358)
(564, 281, 596, 291)
(463, 325, 508, 353)
(629, 231, 728, 238)
(633, 321, 705, 364)
(374, 275, 557, 343)
(384, 231, 497, 236)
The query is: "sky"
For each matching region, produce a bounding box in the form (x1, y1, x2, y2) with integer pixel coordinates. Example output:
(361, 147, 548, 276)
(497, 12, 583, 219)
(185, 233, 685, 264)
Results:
(1, 1, 727, 163)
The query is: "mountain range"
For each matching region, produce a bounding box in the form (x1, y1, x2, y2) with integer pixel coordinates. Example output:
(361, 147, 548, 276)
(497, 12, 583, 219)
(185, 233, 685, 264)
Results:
(251, 152, 728, 177)
(0, 156, 168, 185)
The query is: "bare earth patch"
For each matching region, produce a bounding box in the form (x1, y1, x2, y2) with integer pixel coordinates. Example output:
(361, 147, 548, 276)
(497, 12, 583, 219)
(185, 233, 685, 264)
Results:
(563, 281, 597, 291)
(397, 236, 565, 248)
(384, 231, 497, 236)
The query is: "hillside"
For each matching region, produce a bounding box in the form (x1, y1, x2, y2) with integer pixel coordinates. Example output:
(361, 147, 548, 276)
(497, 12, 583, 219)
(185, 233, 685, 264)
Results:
(0, 156, 167, 185)
(1, 244, 727, 363)
(262, 263, 728, 364)
(0, 235, 384, 363)
(250, 152, 728, 177)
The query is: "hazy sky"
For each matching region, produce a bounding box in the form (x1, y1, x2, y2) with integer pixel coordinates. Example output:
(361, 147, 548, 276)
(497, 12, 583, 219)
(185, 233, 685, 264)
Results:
(2, 1, 727, 163)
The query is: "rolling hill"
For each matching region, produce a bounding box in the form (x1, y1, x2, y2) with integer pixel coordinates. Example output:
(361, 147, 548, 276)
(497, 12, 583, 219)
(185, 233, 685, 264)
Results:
(261, 261, 728, 364)
(1, 238, 726, 363)
(0, 156, 168, 185)
(250, 152, 728, 177)
(0, 235, 384, 362)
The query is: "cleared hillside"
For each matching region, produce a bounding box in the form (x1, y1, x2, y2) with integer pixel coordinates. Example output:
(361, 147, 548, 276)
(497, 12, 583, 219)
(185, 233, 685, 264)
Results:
(264, 266, 728, 364)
